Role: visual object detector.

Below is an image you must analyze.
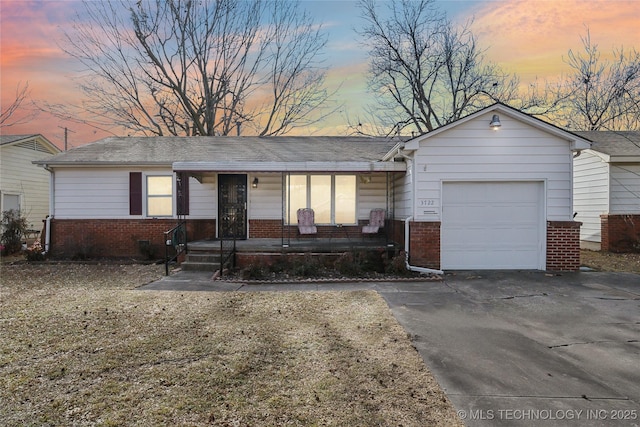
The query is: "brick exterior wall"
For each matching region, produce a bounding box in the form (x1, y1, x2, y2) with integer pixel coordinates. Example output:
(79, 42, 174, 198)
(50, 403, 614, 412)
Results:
(546, 221, 581, 271)
(601, 214, 640, 252)
(49, 219, 215, 259)
(408, 221, 441, 270)
(249, 219, 364, 239)
(248, 219, 283, 238)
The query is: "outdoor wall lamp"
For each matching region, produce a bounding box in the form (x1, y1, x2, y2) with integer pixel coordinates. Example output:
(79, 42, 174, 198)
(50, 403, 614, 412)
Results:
(490, 114, 501, 129)
(252, 177, 259, 188)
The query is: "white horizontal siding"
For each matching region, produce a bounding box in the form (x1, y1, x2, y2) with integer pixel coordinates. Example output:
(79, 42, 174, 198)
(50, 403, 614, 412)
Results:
(610, 163, 640, 214)
(0, 145, 53, 228)
(249, 173, 283, 219)
(53, 167, 214, 220)
(393, 171, 412, 220)
(411, 113, 575, 222)
(188, 176, 216, 219)
(573, 151, 609, 243)
(357, 174, 388, 220)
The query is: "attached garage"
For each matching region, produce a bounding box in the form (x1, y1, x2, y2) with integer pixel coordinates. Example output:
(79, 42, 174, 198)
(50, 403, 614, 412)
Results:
(441, 181, 544, 270)
(397, 103, 591, 272)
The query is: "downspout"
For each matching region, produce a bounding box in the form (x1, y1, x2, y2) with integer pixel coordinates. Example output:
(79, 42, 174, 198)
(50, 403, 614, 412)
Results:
(404, 218, 444, 276)
(44, 165, 54, 254)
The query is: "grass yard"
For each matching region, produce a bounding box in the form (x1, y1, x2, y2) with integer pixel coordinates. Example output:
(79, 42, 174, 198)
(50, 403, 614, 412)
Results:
(0, 263, 461, 426)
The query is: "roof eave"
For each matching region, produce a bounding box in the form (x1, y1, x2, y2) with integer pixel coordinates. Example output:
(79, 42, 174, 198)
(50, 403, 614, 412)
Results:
(32, 161, 173, 167)
(173, 161, 406, 173)
(410, 103, 593, 150)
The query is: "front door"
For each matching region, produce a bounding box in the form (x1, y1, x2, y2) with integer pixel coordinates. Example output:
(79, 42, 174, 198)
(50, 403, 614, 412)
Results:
(218, 174, 247, 239)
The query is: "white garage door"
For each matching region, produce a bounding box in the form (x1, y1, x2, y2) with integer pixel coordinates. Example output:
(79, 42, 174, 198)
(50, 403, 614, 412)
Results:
(441, 182, 544, 270)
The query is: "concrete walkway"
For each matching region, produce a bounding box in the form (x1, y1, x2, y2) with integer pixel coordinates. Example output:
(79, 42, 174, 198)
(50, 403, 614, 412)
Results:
(140, 271, 640, 426)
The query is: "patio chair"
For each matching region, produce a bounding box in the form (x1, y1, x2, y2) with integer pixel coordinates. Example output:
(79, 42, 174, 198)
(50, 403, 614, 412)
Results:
(297, 208, 317, 236)
(362, 209, 385, 236)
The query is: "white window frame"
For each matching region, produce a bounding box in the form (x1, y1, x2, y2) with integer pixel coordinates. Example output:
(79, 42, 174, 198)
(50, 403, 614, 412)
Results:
(286, 174, 357, 225)
(145, 174, 174, 218)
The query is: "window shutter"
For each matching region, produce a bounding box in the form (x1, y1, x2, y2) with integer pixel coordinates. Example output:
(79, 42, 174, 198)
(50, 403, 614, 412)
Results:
(177, 172, 190, 216)
(129, 172, 142, 215)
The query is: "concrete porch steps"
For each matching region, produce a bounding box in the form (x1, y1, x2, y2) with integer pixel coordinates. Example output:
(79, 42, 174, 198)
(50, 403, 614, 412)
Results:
(180, 247, 225, 272)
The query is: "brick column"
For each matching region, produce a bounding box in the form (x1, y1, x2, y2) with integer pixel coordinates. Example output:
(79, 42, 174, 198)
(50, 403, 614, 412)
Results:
(546, 221, 581, 271)
(408, 221, 440, 270)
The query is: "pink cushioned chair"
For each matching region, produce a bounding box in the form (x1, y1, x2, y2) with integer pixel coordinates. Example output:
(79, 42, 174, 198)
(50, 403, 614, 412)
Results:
(362, 209, 385, 235)
(297, 208, 317, 235)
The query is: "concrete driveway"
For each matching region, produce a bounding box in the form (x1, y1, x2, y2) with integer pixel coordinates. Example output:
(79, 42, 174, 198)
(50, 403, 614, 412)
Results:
(142, 271, 640, 426)
(379, 271, 640, 427)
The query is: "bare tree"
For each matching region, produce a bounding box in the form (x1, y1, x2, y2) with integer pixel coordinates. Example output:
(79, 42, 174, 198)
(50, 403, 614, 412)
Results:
(357, 0, 520, 135)
(0, 82, 39, 128)
(556, 30, 640, 131)
(54, 0, 334, 137)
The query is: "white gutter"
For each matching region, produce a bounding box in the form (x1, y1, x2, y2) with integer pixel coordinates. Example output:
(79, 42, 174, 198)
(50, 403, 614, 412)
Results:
(172, 161, 406, 173)
(404, 216, 444, 275)
(45, 216, 52, 254)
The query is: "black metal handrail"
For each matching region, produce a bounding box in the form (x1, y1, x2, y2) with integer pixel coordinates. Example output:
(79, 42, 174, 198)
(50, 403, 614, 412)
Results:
(164, 220, 188, 275)
(218, 236, 236, 277)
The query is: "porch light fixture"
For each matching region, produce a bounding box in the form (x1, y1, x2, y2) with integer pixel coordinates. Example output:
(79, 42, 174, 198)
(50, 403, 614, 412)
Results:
(489, 114, 501, 129)
(252, 177, 259, 188)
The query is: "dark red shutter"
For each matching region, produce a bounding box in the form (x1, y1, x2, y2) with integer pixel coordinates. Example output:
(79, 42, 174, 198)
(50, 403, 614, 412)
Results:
(129, 172, 142, 215)
(177, 172, 190, 216)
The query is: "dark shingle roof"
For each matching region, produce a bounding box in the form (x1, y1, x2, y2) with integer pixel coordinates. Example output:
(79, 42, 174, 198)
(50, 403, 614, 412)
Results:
(575, 131, 640, 156)
(34, 136, 401, 166)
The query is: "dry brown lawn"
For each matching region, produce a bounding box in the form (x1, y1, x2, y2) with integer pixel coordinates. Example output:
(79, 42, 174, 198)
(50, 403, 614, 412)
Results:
(580, 249, 640, 274)
(0, 262, 462, 426)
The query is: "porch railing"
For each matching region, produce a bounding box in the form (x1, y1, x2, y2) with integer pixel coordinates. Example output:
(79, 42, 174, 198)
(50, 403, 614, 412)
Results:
(164, 220, 187, 275)
(218, 237, 236, 277)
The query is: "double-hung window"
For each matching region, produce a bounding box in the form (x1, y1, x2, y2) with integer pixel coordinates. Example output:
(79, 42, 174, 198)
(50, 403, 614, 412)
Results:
(286, 174, 356, 224)
(146, 176, 173, 217)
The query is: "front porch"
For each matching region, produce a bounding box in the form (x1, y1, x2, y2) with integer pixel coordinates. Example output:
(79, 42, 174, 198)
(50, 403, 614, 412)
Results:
(179, 236, 399, 274)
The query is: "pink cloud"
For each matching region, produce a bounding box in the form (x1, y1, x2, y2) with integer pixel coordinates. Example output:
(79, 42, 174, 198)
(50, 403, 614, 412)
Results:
(467, 0, 640, 82)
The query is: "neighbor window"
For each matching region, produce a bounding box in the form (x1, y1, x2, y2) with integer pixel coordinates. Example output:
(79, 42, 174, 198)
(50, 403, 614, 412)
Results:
(286, 175, 356, 224)
(146, 176, 173, 217)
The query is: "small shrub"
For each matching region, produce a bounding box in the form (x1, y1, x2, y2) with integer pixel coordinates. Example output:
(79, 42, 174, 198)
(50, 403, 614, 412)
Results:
(24, 239, 45, 262)
(290, 253, 322, 277)
(386, 251, 410, 275)
(269, 258, 292, 274)
(241, 264, 268, 280)
(1, 209, 28, 255)
(335, 253, 362, 276)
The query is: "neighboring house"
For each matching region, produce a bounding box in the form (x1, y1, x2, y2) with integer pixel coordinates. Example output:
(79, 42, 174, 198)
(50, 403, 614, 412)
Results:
(1, 134, 60, 233)
(34, 103, 590, 271)
(573, 131, 640, 252)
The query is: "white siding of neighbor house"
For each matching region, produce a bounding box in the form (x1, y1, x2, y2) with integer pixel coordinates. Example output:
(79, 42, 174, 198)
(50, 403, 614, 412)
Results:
(610, 163, 640, 214)
(573, 151, 610, 243)
(410, 112, 575, 222)
(0, 143, 54, 229)
(53, 167, 216, 219)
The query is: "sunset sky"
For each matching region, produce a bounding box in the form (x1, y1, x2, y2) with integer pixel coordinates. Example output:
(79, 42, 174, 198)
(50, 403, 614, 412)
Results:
(1, 0, 639, 149)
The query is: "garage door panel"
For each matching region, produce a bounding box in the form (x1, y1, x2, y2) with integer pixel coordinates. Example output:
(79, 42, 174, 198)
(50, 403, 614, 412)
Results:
(441, 182, 544, 270)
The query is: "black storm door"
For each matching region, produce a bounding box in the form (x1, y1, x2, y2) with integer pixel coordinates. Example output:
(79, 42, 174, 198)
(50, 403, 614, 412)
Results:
(218, 174, 247, 239)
